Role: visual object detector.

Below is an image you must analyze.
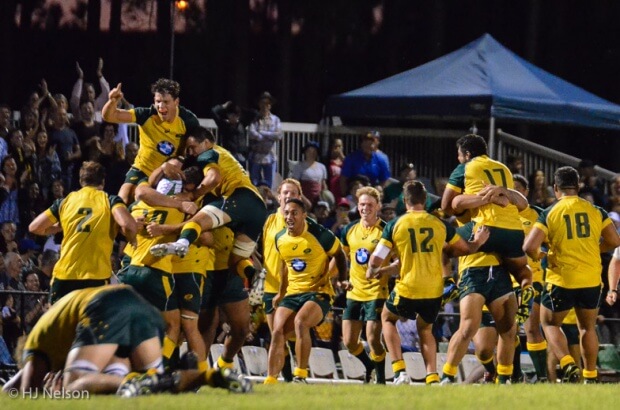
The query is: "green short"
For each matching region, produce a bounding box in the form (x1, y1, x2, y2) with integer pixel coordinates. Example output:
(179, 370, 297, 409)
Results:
(541, 284, 602, 312)
(118, 265, 175, 311)
(480, 311, 496, 328)
(263, 292, 277, 314)
(385, 291, 441, 324)
(562, 323, 580, 346)
(72, 287, 165, 358)
(205, 188, 267, 241)
(279, 292, 332, 318)
(458, 265, 513, 304)
(343, 298, 385, 322)
(50, 278, 109, 305)
(171, 273, 205, 313)
(124, 167, 148, 185)
(202, 269, 248, 310)
(457, 222, 525, 259)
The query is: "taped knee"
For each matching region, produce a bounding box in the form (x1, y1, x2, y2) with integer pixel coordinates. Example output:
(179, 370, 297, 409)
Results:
(232, 240, 257, 259)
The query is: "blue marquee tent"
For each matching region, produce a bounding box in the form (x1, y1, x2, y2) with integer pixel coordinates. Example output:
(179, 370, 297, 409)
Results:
(326, 34, 620, 151)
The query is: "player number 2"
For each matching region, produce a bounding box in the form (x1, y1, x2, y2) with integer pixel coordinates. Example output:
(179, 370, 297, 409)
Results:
(76, 207, 93, 232)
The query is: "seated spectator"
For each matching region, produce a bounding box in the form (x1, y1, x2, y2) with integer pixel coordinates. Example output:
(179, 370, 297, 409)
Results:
(19, 182, 46, 230)
(0, 104, 13, 140)
(34, 249, 58, 293)
(18, 237, 41, 273)
(22, 270, 49, 334)
(1, 294, 21, 357)
(0, 221, 18, 254)
(290, 141, 328, 207)
(340, 133, 391, 195)
(0, 156, 21, 226)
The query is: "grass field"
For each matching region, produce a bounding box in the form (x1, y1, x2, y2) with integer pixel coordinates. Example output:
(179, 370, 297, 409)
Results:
(1, 383, 619, 410)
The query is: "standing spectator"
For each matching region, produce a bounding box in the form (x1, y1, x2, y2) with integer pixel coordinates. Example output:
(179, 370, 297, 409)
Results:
(211, 101, 256, 166)
(33, 130, 62, 201)
(104, 141, 137, 198)
(367, 130, 390, 171)
(0, 156, 21, 226)
(1, 294, 20, 357)
(527, 169, 555, 208)
(608, 174, 620, 213)
(290, 141, 328, 207)
(72, 100, 101, 162)
(0, 104, 13, 140)
(19, 107, 40, 143)
(312, 201, 334, 229)
(70, 58, 110, 122)
(49, 108, 81, 192)
(0, 221, 18, 254)
(340, 133, 391, 196)
(326, 138, 345, 202)
(524, 166, 620, 383)
(18, 237, 41, 273)
(248, 92, 282, 190)
(579, 159, 609, 209)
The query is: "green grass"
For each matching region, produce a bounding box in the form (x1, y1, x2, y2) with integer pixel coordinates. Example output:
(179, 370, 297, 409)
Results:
(1, 383, 619, 410)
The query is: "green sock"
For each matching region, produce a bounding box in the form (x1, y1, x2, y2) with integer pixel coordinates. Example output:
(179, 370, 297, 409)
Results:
(528, 349, 548, 379)
(374, 358, 386, 384)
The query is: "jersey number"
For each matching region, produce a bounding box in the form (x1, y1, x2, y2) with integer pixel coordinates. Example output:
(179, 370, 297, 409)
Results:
(483, 168, 508, 187)
(76, 207, 93, 232)
(563, 213, 590, 239)
(408, 227, 434, 253)
(149, 210, 169, 224)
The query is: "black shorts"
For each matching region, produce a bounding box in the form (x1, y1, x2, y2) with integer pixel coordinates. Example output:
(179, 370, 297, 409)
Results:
(541, 284, 603, 312)
(385, 291, 441, 324)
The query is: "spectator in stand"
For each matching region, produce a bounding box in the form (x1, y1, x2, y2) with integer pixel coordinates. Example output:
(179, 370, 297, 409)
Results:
(506, 153, 524, 176)
(380, 203, 396, 222)
(248, 92, 282, 190)
(22, 270, 49, 334)
(7, 129, 29, 179)
(104, 141, 137, 197)
(46, 179, 65, 209)
(19, 182, 45, 231)
(4, 252, 26, 314)
(326, 138, 345, 202)
(49, 108, 81, 192)
(0, 156, 21, 226)
(33, 130, 62, 201)
(313, 201, 334, 229)
(527, 169, 555, 208)
(256, 180, 279, 213)
(368, 130, 390, 169)
(0, 221, 18, 254)
(608, 175, 620, 213)
(19, 107, 40, 143)
(1, 294, 20, 357)
(290, 141, 328, 207)
(344, 175, 370, 220)
(19, 237, 41, 273)
(579, 159, 609, 209)
(70, 58, 110, 122)
(340, 133, 391, 196)
(211, 101, 256, 166)
(33, 249, 59, 293)
(0, 104, 13, 140)
(72, 100, 101, 162)
(331, 198, 351, 238)
(94, 122, 125, 165)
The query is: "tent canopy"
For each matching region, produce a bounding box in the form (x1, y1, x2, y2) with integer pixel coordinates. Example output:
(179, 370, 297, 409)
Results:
(325, 34, 620, 130)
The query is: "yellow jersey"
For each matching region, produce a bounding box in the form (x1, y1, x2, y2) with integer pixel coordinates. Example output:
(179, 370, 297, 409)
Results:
(47, 186, 125, 281)
(262, 211, 285, 293)
(341, 219, 389, 301)
(446, 155, 521, 230)
(130, 106, 199, 176)
(275, 218, 341, 296)
(379, 210, 460, 299)
(520, 205, 544, 283)
(535, 196, 612, 288)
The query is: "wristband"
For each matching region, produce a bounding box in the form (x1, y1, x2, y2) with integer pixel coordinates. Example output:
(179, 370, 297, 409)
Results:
(609, 289, 618, 294)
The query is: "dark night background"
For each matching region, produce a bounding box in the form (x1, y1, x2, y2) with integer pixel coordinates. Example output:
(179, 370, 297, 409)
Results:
(2, 0, 620, 171)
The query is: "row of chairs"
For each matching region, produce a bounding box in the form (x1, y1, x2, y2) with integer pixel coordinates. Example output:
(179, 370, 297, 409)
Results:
(210, 343, 483, 384)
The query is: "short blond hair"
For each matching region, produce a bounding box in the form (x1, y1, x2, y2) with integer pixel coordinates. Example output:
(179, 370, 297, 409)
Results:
(356, 186, 380, 203)
(277, 178, 303, 196)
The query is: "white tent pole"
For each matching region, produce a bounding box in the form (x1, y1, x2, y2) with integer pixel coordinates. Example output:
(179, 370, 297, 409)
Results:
(488, 116, 496, 159)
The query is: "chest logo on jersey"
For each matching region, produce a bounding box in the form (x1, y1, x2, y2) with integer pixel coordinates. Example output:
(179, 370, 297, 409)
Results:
(157, 141, 175, 156)
(355, 248, 370, 265)
(291, 258, 307, 272)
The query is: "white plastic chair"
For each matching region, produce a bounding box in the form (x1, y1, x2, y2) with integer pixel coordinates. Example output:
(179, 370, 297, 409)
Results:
(209, 343, 243, 373)
(337, 350, 366, 382)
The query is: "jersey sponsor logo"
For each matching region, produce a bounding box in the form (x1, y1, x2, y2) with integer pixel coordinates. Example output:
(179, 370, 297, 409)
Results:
(355, 248, 370, 265)
(157, 140, 175, 156)
(291, 258, 307, 272)
(184, 293, 193, 301)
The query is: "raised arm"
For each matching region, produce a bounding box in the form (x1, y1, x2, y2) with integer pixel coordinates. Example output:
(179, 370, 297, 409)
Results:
(102, 83, 134, 123)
